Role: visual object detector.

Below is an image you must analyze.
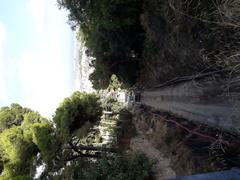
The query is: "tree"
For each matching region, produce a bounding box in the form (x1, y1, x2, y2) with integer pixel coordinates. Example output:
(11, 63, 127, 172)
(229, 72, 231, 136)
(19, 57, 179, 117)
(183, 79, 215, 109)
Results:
(89, 57, 112, 90)
(0, 103, 29, 131)
(57, 0, 144, 89)
(53, 91, 102, 140)
(0, 93, 152, 179)
(57, 0, 92, 29)
(0, 104, 53, 179)
(0, 123, 53, 180)
(0, 127, 37, 179)
(22, 112, 47, 127)
(52, 154, 152, 180)
(0, 93, 109, 179)
(108, 74, 122, 91)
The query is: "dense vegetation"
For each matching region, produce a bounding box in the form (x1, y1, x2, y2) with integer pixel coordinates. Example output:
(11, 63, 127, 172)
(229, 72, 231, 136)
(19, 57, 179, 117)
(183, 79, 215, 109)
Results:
(0, 104, 51, 179)
(0, 92, 102, 179)
(0, 92, 151, 179)
(57, 0, 144, 89)
(4, 0, 239, 178)
(59, 0, 240, 89)
(53, 154, 152, 180)
(139, 0, 240, 87)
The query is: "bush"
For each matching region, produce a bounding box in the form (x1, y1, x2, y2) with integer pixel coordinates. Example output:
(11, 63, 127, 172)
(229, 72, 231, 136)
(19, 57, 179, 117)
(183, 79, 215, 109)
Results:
(72, 154, 152, 180)
(118, 109, 135, 136)
(53, 92, 102, 140)
(58, 0, 145, 89)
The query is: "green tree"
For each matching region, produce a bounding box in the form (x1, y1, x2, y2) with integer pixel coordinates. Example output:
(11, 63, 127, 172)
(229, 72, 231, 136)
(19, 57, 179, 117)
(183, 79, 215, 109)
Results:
(53, 91, 102, 140)
(0, 125, 46, 179)
(22, 112, 47, 127)
(37, 91, 117, 179)
(0, 103, 45, 132)
(0, 123, 55, 179)
(58, 0, 144, 89)
(0, 93, 152, 179)
(0, 104, 52, 179)
(89, 57, 111, 90)
(54, 154, 152, 180)
(108, 74, 122, 91)
(0, 93, 107, 179)
(0, 104, 28, 131)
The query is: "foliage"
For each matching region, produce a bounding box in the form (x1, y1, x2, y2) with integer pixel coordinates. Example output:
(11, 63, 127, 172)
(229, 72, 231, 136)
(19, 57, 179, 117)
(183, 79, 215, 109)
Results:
(0, 127, 37, 178)
(28, 123, 56, 162)
(0, 124, 55, 179)
(0, 104, 31, 131)
(33, 91, 107, 178)
(108, 74, 122, 91)
(140, 0, 240, 87)
(55, 154, 152, 180)
(0, 98, 95, 179)
(21, 112, 47, 127)
(53, 91, 102, 140)
(101, 96, 123, 113)
(58, 0, 144, 89)
(0, 93, 150, 179)
(0, 103, 47, 132)
(89, 58, 111, 90)
(118, 109, 135, 135)
(0, 104, 53, 179)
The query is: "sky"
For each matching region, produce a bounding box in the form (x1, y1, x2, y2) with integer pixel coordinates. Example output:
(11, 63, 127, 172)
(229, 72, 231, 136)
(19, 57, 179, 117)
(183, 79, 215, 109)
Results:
(0, 0, 75, 117)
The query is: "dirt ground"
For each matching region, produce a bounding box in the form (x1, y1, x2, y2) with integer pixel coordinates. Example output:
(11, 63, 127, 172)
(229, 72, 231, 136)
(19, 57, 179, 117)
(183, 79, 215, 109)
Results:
(130, 129, 176, 180)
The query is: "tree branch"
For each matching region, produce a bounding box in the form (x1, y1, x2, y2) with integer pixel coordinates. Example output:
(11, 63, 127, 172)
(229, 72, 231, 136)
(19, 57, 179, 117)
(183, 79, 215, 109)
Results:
(78, 144, 117, 153)
(66, 153, 102, 161)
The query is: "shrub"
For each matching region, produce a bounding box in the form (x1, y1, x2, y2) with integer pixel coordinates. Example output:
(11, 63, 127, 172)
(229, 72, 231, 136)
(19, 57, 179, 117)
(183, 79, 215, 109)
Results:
(72, 154, 152, 180)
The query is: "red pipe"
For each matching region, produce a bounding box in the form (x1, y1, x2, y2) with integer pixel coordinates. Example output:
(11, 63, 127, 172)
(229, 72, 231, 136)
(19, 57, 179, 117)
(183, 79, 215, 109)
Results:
(138, 108, 229, 145)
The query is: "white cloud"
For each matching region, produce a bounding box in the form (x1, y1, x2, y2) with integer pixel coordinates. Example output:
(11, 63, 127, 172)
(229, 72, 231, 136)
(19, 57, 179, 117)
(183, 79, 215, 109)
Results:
(0, 1, 73, 117)
(27, 0, 46, 32)
(16, 0, 73, 117)
(17, 43, 72, 117)
(0, 22, 8, 102)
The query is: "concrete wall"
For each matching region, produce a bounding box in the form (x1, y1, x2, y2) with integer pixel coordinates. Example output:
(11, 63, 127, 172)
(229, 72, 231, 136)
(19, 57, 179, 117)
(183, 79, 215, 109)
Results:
(142, 77, 240, 134)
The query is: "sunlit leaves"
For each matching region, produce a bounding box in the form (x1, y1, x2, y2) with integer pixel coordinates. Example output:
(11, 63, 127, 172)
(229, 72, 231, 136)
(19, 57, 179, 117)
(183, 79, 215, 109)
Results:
(0, 104, 52, 179)
(0, 92, 104, 179)
(0, 104, 25, 131)
(108, 74, 122, 91)
(53, 91, 102, 140)
(0, 127, 37, 178)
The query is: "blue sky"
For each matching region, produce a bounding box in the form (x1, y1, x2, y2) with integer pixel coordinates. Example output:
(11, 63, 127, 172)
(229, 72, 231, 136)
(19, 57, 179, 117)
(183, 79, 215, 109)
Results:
(0, 0, 75, 117)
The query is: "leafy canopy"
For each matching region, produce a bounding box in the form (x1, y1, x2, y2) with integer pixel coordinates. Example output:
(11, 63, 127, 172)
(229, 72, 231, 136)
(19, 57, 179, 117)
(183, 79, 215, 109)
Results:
(0, 93, 152, 179)
(0, 104, 53, 179)
(58, 0, 144, 89)
(53, 91, 102, 140)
